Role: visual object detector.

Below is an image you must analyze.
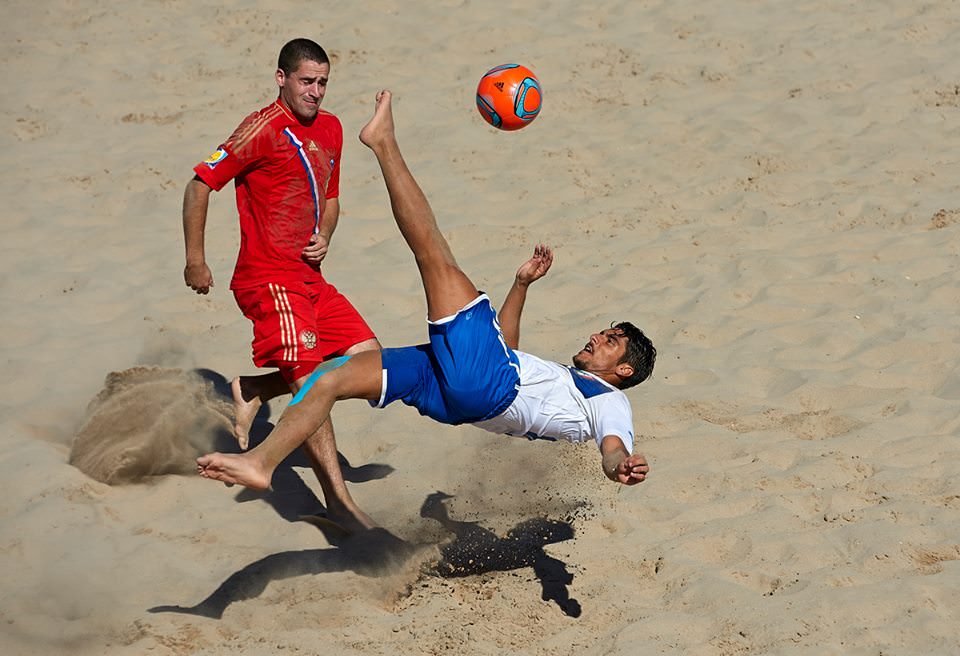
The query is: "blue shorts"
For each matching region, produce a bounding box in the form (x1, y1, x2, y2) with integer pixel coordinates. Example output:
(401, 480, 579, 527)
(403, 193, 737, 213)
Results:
(371, 295, 520, 425)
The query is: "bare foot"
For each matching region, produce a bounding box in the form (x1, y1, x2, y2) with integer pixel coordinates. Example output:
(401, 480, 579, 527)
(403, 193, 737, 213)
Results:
(197, 452, 272, 491)
(231, 376, 261, 450)
(359, 90, 395, 150)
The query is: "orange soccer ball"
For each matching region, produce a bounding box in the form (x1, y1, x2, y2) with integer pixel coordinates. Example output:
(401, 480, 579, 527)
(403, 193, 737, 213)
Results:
(475, 64, 542, 131)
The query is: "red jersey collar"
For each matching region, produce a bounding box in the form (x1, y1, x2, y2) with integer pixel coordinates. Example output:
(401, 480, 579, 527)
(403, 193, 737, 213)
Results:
(274, 98, 297, 123)
(275, 97, 332, 126)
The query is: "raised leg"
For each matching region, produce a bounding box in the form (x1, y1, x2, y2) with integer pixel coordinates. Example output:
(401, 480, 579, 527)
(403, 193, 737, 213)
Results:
(229, 375, 374, 530)
(359, 90, 479, 321)
(198, 351, 384, 518)
(294, 338, 380, 532)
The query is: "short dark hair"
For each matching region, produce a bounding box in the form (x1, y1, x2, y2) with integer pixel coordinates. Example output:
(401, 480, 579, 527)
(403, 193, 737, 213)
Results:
(613, 321, 656, 389)
(278, 38, 329, 75)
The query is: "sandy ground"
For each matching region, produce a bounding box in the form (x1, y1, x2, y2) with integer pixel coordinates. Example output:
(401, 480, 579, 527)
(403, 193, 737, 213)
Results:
(2, 1, 959, 654)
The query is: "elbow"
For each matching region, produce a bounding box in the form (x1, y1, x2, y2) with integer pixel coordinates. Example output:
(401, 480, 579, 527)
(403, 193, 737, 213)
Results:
(186, 176, 211, 197)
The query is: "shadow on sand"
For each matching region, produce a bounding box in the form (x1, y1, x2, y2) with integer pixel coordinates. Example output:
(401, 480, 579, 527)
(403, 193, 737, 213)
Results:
(164, 372, 580, 618)
(150, 491, 581, 619)
(420, 492, 582, 618)
(147, 526, 417, 619)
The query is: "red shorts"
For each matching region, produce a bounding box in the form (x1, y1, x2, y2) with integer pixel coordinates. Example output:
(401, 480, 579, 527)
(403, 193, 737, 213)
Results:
(233, 281, 376, 383)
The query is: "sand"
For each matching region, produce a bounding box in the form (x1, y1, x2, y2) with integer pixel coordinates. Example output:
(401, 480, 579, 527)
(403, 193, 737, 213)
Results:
(2, 0, 959, 654)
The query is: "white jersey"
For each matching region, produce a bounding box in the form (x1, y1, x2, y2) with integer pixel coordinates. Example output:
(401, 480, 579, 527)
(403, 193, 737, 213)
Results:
(473, 350, 634, 452)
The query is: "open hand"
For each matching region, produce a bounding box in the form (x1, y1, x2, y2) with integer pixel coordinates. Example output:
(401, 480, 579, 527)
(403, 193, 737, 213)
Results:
(516, 244, 554, 286)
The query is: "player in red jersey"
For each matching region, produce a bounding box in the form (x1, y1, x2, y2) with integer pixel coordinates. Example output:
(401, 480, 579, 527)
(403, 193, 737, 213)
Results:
(182, 39, 379, 531)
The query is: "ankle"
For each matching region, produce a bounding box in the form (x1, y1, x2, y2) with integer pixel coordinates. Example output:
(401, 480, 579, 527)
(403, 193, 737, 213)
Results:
(237, 378, 262, 404)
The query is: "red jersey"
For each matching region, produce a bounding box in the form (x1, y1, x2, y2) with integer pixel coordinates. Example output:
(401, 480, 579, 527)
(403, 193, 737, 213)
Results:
(193, 99, 342, 290)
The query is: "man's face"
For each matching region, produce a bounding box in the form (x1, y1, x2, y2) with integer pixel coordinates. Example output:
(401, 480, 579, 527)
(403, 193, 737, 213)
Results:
(277, 59, 330, 122)
(572, 328, 629, 375)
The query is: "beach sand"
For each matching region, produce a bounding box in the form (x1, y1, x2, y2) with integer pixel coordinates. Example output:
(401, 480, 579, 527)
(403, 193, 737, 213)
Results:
(2, 1, 959, 653)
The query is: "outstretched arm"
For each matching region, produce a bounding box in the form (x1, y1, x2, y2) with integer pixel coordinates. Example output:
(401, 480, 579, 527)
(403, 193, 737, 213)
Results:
(499, 244, 554, 349)
(600, 435, 649, 485)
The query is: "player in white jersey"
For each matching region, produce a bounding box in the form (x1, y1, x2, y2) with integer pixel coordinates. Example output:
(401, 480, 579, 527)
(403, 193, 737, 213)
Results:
(198, 91, 656, 529)
(473, 350, 637, 450)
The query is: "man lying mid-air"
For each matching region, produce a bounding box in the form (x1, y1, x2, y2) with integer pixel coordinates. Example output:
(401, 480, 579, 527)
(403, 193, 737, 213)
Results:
(198, 91, 656, 529)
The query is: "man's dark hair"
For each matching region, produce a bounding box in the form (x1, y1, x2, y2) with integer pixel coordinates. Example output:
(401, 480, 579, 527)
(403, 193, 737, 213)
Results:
(278, 38, 329, 75)
(613, 321, 656, 389)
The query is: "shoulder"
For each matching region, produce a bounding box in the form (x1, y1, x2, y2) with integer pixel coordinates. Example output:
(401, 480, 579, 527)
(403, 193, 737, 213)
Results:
(316, 107, 341, 124)
(225, 102, 290, 151)
(590, 386, 632, 413)
(239, 102, 289, 130)
(587, 387, 633, 447)
(315, 109, 343, 136)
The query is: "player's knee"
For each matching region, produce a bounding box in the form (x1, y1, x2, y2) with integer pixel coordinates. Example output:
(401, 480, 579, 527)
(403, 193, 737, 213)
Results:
(281, 361, 320, 386)
(416, 254, 461, 278)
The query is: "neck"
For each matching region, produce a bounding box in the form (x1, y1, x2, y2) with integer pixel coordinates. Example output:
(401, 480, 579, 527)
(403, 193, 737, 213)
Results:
(575, 364, 621, 388)
(276, 95, 314, 126)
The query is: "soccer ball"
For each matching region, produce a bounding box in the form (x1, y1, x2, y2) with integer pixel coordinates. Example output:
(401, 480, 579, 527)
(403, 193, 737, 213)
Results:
(475, 64, 542, 131)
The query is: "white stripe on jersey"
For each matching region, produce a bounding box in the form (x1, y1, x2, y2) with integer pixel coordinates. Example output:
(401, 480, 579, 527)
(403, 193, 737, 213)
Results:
(282, 127, 322, 233)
